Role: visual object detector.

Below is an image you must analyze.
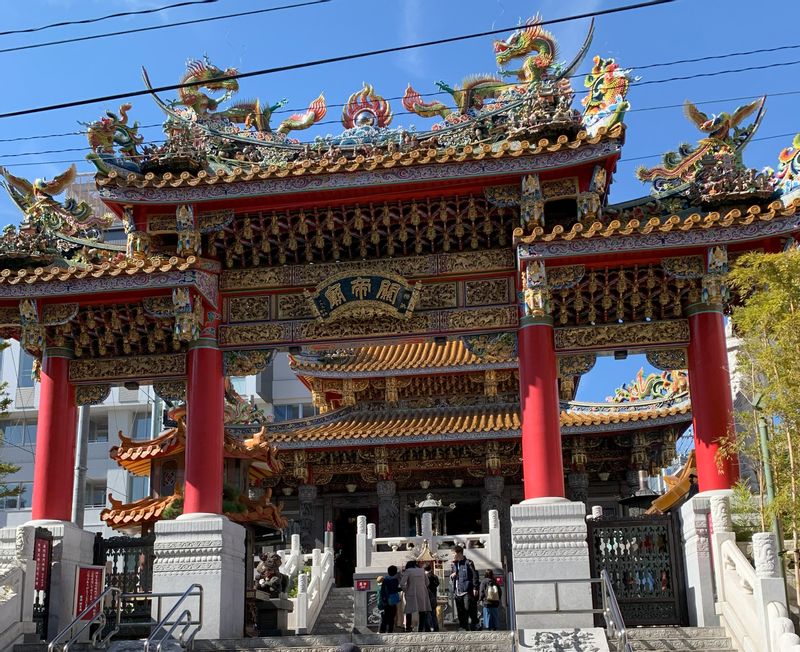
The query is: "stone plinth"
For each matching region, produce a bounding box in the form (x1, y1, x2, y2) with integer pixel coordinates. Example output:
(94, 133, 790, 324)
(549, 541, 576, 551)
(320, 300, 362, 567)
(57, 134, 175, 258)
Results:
(23, 520, 95, 639)
(152, 514, 246, 639)
(510, 498, 593, 629)
(250, 593, 293, 636)
(679, 490, 728, 627)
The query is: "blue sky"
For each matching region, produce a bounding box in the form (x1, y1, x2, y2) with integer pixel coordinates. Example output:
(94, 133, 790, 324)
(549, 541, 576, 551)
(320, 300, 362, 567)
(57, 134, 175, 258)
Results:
(0, 0, 794, 399)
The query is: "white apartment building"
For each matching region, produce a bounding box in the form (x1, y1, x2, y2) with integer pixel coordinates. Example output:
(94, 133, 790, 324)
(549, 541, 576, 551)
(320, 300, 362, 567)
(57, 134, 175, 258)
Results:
(0, 341, 312, 534)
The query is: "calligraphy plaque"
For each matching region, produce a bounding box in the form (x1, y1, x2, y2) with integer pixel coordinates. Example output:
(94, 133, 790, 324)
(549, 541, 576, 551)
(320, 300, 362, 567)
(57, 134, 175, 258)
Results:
(306, 270, 419, 322)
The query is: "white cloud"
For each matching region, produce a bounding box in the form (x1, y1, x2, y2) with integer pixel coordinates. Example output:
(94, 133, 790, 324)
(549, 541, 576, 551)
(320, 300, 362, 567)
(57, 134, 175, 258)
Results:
(396, 0, 426, 75)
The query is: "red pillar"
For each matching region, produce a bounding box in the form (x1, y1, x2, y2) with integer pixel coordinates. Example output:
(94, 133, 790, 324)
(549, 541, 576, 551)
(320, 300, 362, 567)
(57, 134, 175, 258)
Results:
(687, 306, 738, 491)
(519, 319, 565, 499)
(31, 348, 77, 521)
(184, 343, 224, 514)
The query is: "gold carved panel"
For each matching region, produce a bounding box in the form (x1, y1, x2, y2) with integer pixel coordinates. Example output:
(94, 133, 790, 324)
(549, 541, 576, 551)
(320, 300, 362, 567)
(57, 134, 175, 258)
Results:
(297, 313, 433, 341)
(221, 267, 290, 291)
(278, 294, 313, 320)
(228, 296, 270, 323)
(465, 278, 510, 307)
(419, 283, 457, 310)
(442, 306, 518, 331)
(541, 177, 579, 200)
(70, 353, 186, 383)
(218, 323, 288, 347)
(554, 320, 690, 351)
(438, 249, 514, 274)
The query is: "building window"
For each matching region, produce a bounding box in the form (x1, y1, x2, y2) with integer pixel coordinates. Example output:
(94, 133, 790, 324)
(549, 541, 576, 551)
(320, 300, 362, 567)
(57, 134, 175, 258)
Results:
(85, 482, 107, 507)
(129, 475, 149, 502)
(301, 403, 316, 417)
(132, 413, 152, 440)
(17, 351, 34, 388)
(88, 415, 109, 443)
(273, 404, 300, 422)
(1, 482, 32, 510)
(0, 419, 37, 446)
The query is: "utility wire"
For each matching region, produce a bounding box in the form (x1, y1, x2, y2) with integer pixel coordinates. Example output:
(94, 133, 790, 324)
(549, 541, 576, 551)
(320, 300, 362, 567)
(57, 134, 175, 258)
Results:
(4, 31, 800, 142)
(0, 0, 677, 120)
(0, 0, 231, 37)
(0, 0, 331, 56)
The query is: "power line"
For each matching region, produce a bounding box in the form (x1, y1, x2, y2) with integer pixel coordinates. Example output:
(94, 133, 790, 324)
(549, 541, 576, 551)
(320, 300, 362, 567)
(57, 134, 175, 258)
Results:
(0, 0, 331, 56)
(5, 32, 800, 143)
(0, 0, 677, 120)
(0, 0, 230, 37)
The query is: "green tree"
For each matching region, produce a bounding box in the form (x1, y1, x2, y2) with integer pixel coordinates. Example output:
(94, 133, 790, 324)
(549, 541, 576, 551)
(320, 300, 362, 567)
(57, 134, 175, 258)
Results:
(729, 247, 800, 606)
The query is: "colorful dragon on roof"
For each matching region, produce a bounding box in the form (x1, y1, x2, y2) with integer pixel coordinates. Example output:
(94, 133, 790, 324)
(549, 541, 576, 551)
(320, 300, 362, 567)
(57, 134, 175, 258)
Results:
(143, 56, 327, 137)
(493, 14, 558, 84)
(403, 13, 594, 126)
(607, 369, 688, 403)
(581, 56, 635, 137)
(636, 97, 766, 194)
(774, 132, 800, 197)
(0, 164, 121, 266)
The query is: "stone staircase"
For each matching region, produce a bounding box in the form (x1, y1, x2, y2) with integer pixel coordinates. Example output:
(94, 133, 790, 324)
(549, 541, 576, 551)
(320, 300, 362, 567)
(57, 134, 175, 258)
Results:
(311, 586, 355, 635)
(607, 626, 735, 651)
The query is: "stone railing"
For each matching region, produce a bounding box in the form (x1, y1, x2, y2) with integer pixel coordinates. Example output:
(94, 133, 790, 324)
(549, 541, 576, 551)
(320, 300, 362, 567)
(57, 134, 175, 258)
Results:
(283, 531, 334, 635)
(0, 526, 36, 650)
(356, 510, 502, 574)
(710, 495, 800, 652)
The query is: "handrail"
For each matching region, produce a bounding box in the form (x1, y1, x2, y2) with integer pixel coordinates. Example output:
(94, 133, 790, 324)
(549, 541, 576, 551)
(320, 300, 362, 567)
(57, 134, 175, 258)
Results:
(144, 583, 203, 652)
(600, 570, 633, 652)
(48, 586, 121, 652)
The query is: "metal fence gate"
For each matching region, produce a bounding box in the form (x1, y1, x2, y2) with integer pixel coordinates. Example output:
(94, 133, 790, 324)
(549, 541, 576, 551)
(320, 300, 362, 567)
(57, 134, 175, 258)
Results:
(94, 532, 155, 636)
(587, 513, 688, 626)
(32, 527, 53, 640)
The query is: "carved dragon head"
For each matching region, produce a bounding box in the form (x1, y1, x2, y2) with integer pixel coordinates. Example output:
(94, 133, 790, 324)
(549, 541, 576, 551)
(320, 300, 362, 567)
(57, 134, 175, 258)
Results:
(493, 14, 556, 68)
(184, 57, 240, 95)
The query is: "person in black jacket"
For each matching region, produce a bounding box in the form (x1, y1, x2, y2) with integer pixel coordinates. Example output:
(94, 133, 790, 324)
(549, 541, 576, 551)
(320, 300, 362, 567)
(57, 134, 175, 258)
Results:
(478, 569, 502, 631)
(424, 564, 440, 631)
(379, 565, 400, 633)
(449, 545, 479, 630)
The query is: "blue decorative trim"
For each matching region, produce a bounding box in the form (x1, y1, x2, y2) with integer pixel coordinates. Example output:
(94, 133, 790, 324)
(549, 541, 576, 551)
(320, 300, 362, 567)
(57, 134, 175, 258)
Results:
(98, 142, 620, 205)
(519, 214, 800, 259)
(0, 270, 204, 299)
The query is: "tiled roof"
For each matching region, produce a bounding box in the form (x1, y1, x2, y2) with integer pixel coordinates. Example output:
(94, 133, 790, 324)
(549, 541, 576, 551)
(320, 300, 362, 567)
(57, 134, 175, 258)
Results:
(110, 425, 283, 475)
(265, 400, 691, 445)
(0, 255, 197, 285)
(291, 340, 516, 377)
(514, 198, 800, 244)
(646, 451, 696, 514)
(97, 126, 623, 190)
(100, 488, 288, 532)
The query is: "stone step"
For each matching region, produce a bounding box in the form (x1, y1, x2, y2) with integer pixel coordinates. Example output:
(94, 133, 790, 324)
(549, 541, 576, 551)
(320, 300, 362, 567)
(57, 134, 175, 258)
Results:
(194, 631, 514, 651)
(627, 627, 728, 639)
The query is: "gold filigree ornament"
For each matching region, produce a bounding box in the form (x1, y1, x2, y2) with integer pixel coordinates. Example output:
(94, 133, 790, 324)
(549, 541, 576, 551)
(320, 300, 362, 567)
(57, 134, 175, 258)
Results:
(75, 384, 111, 406)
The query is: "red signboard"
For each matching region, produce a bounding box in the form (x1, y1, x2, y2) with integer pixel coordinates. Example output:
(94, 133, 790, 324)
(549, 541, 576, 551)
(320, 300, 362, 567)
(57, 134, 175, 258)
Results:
(355, 580, 370, 591)
(73, 565, 106, 620)
(33, 537, 51, 591)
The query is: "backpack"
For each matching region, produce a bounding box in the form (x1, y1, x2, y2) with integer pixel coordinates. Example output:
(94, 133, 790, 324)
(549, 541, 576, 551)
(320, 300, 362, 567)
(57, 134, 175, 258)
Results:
(486, 583, 499, 602)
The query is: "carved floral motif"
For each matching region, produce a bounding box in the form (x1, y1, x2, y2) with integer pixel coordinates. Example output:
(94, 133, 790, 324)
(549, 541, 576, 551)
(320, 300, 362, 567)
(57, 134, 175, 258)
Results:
(228, 296, 270, 323)
(558, 353, 597, 377)
(646, 348, 688, 371)
(223, 350, 274, 376)
(465, 278, 509, 307)
(75, 384, 111, 406)
(153, 380, 187, 402)
(419, 283, 458, 310)
(70, 353, 186, 383)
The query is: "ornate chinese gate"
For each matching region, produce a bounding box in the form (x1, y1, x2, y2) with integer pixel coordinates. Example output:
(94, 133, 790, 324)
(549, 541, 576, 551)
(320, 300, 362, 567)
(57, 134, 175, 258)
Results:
(32, 527, 53, 640)
(94, 533, 155, 635)
(587, 513, 688, 626)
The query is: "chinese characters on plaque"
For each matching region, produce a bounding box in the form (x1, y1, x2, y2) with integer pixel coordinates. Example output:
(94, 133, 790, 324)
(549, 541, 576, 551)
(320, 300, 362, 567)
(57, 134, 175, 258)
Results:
(307, 272, 419, 321)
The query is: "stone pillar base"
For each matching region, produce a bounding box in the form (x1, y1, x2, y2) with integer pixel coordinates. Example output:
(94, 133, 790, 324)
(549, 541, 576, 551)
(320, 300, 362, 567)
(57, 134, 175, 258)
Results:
(679, 490, 730, 627)
(152, 514, 246, 640)
(510, 498, 593, 629)
(23, 520, 95, 639)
